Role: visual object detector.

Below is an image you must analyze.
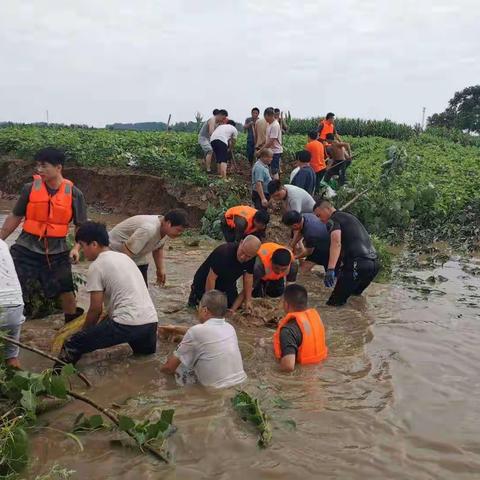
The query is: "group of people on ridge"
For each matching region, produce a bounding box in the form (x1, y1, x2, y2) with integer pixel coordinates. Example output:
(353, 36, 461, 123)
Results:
(1, 109, 377, 388)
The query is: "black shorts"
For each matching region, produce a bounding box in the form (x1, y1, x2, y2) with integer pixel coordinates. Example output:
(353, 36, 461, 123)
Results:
(211, 139, 230, 164)
(10, 244, 74, 300)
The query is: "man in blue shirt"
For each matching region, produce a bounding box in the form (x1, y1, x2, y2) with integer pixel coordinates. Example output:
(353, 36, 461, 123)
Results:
(291, 150, 316, 195)
(251, 148, 273, 210)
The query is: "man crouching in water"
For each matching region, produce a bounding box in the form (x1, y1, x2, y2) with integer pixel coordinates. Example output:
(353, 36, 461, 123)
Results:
(161, 290, 247, 388)
(274, 284, 328, 372)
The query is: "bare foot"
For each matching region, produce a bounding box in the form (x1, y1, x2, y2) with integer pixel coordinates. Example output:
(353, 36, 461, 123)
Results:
(6, 357, 21, 369)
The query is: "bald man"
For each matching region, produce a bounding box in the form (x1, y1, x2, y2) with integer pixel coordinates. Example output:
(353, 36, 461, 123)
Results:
(188, 236, 261, 313)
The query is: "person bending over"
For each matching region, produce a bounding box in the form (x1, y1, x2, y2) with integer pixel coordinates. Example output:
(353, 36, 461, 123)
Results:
(267, 180, 315, 214)
(323, 133, 352, 186)
(282, 211, 330, 273)
(314, 199, 379, 306)
(55, 222, 158, 369)
(273, 284, 328, 372)
(253, 242, 298, 298)
(221, 206, 270, 242)
(109, 209, 188, 286)
(210, 119, 238, 179)
(161, 290, 246, 388)
(188, 236, 261, 313)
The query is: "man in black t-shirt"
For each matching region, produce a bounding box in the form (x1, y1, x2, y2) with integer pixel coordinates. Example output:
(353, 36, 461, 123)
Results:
(188, 236, 261, 312)
(314, 199, 379, 306)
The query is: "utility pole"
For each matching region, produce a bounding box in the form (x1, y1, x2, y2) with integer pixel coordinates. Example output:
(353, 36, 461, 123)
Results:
(421, 106, 426, 130)
(46, 109, 49, 124)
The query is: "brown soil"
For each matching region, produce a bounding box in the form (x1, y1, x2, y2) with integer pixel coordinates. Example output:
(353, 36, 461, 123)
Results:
(0, 158, 209, 226)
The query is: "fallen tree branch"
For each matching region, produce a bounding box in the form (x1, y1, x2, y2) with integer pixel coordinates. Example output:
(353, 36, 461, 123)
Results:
(67, 389, 170, 463)
(339, 188, 370, 211)
(1, 335, 92, 388)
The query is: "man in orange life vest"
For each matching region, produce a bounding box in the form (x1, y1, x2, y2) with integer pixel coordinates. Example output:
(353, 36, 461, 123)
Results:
(253, 242, 298, 298)
(221, 205, 270, 242)
(273, 284, 328, 372)
(318, 112, 341, 142)
(0, 148, 87, 322)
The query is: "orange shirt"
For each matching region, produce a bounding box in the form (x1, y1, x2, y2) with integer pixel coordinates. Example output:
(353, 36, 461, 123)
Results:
(305, 140, 326, 172)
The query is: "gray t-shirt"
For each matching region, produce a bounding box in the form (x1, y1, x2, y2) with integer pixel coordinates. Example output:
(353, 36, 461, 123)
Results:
(174, 317, 247, 389)
(108, 215, 167, 266)
(301, 213, 329, 248)
(284, 184, 315, 213)
(252, 160, 272, 193)
(12, 181, 87, 255)
(87, 250, 158, 326)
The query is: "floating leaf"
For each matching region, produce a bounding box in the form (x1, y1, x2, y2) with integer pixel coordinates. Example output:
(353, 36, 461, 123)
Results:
(118, 415, 136, 432)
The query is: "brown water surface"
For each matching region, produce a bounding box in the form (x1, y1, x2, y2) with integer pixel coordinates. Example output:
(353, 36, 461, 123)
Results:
(1, 201, 480, 479)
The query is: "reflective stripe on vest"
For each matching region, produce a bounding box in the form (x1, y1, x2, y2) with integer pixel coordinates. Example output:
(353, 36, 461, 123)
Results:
(23, 175, 74, 239)
(273, 309, 328, 365)
(257, 242, 293, 281)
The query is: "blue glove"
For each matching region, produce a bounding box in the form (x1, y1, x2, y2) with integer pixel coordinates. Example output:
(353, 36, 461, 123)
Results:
(324, 269, 336, 288)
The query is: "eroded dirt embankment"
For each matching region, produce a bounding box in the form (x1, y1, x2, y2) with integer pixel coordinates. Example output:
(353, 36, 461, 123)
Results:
(0, 158, 208, 226)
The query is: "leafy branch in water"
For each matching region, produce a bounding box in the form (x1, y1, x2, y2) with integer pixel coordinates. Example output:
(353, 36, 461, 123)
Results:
(232, 391, 272, 448)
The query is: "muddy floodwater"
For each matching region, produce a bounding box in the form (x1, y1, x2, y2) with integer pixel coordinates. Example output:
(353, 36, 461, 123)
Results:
(2, 200, 480, 480)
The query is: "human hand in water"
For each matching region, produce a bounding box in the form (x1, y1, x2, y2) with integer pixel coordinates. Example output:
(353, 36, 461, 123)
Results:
(156, 269, 166, 286)
(324, 269, 336, 288)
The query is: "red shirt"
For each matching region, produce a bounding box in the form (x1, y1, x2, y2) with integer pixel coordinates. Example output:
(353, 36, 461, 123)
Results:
(305, 140, 326, 172)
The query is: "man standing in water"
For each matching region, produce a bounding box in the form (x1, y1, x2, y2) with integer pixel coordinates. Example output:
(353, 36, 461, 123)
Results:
(108, 209, 188, 286)
(0, 147, 86, 322)
(188, 235, 261, 313)
(314, 199, 379, 306)
(161, 290, 247, 388)
(244, 107, 260, 165)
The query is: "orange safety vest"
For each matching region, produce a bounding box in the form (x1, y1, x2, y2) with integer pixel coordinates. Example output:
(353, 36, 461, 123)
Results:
(319, 120, 334, 140)
(273, 309, 328, 364)
(225, 206, 258, 235)
(23, 175, 74, 238)
(257, 242, 293, 281)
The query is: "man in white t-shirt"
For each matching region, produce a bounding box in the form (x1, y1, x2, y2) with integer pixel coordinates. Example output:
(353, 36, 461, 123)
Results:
(210, 120, 238, 179)
(161, 290, 246, 389)
(267, 180, 316, 213)
(0, 239, 25, 368)
(260, 107, 283, 180)
(55, 222, 158, 368)
(109, 209, 188, 286)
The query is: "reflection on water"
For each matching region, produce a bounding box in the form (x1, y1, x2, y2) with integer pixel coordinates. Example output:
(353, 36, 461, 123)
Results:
(2, 201, 480, 479)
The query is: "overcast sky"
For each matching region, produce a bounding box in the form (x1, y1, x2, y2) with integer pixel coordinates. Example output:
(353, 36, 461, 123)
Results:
(1, 0, 479, 127)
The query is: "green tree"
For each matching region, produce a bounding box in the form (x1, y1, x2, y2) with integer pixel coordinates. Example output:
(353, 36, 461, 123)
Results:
(427, 85, 480, 133)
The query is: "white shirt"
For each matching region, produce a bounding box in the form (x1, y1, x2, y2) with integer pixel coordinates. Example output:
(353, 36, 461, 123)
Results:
(174, 318, 247, 389)
(0, 239, 24, 307)
(87, 250, 158, 326)
(210, 124, 238, 146)
(284, 184, 315, 213)
(109, 215, 168, 266)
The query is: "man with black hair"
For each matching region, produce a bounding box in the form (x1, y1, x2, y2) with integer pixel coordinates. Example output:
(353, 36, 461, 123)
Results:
(253, 242, 298, 298)
(267, 180, 315, 213)
(210, 119, 238, 179)
(261, 107, 283, 179)
(54, 222, 158, 369)
(273, 284, 328, 372)
(109, 209, 188, 286)
(221, 206, 270, 242)
(305, 130, 327, 193)
(198, 109, 227, 173)
(318, 112, 340, 141)
(0, 147, 86, 322)
(324, 133, 352, 186)
(244, 107, 260, 165)
(282, 211, 330, 271)
(274, 108, 288, 134)
(314, 199, 379, 306)
(291, 150, 316, 195)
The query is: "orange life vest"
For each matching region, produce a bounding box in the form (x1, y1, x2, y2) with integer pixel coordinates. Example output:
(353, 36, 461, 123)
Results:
(273, 309, 328, 364)
(23, 175, 74, 238)
(257, 242, 293, 281)
(225, 206, 258, 235)
(319, 120, 334, 140)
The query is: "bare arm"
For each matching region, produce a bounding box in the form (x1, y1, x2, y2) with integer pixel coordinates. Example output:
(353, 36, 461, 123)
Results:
(288, 230, 303, 251)
(161, 355, 181, 374)
(328, 230, 342, 269)
(279, 354, 296, 372)
(296, 246, 314, 260)
(208, 118, 216, 136)
(152, 247, 166, 285)
(0, 214, 22, 240)
(242, 272, 253, 308)
(205, 268, 218, 292)
(83, 291, 104, 329)
(255, 181, 267, 202)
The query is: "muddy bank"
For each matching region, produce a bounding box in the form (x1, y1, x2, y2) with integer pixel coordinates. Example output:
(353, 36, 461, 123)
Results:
(0, 158, 208, 226)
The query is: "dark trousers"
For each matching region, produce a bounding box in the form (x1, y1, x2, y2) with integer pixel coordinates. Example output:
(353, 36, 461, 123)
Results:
(188, 281, 238, 308)
(327, 258, 379, 306)
(59, 318, 158, 365)
(138, 264, 149, 286)
(306, 245, 330, 270)
(220, 217, 236, 242)
(252, 190, 270, 211)
(315, 169, 326, 193)
(252, 278, 285, 298)
(324, 160, 351, 186)
(247, 140, 255, 165)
